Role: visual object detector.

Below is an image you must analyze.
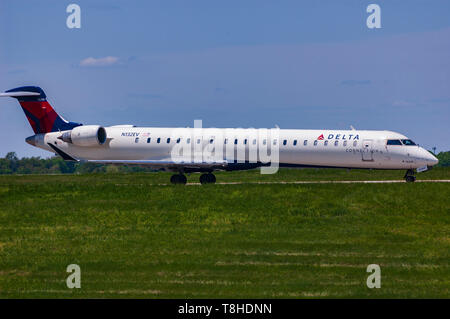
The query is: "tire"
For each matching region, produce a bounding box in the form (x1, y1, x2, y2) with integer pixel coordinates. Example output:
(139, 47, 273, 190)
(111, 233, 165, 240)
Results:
(179, 174, 187, 185)
(199, 173, 208, 185)
(170, 174, 179, 184)
(200, 173, 216, 184)
(405, 175, 416, 183)
(207, 173, 216, 184)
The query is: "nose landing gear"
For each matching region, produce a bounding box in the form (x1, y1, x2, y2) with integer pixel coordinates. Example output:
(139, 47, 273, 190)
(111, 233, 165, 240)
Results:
(199, 173, 216, 184)
(170, 173, 187, 185)
(404, 169, 416, 183)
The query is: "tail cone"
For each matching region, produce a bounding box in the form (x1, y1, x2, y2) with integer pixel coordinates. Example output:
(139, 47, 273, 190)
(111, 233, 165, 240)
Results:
(25, 135, 36, 146)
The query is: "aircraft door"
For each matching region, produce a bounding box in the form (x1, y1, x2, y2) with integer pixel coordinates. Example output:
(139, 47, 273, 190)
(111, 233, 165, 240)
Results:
(362, 139, 374, 161)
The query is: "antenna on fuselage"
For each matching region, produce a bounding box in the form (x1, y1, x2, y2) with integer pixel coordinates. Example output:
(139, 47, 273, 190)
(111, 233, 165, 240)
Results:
(350, 125, 356, 130)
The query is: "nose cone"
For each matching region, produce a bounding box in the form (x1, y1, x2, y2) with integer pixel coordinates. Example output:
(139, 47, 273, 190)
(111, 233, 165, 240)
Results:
(427, 152, 439, 166)
(25, 135, 36, 146)
(420, 148, 439, 166)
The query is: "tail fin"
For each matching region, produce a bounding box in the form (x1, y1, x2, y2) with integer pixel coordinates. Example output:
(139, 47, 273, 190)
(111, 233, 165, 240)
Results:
(1, 86, 82, 134)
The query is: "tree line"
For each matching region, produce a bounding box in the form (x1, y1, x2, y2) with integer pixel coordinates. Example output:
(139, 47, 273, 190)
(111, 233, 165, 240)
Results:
(0, 151, 449, 175)
(0, 152, 155, 174)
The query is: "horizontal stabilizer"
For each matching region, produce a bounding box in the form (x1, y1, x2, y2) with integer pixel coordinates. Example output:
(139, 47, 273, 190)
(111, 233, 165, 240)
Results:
(0, 92, 41, 97)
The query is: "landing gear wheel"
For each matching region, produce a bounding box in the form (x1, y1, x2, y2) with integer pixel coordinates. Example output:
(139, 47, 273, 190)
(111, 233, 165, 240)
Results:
(200, 173, 216, 184)
(207, 173, 216, 184)
(405, 175, 416, 183)
(199, 174, 208, 184)
(170, 174, 187, 185)
(404, 169, 416, 183)
(179, 174, 187, 184)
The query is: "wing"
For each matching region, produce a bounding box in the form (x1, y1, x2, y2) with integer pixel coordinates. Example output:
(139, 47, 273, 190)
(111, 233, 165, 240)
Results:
(86, 159, 228, 172)
(49, 143, 229, 172)
(88, 159, 227, 169)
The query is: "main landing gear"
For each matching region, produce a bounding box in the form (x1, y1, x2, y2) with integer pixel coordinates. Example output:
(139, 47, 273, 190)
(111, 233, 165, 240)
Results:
(170, 173, 187, 185)
(170, 173, 217, 185)
(199, 173, 216, 185)
(404, 169, 416, 183)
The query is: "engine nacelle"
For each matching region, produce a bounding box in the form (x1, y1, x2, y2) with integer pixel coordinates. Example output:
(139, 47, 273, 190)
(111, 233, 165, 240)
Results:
(60, 125, 107, 147)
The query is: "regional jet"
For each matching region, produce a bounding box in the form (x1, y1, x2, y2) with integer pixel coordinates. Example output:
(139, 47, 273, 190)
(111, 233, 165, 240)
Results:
(1, 86, 438, 184)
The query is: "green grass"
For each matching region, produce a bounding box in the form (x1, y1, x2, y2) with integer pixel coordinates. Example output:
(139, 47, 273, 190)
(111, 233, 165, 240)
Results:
(0, 168, 449, 298)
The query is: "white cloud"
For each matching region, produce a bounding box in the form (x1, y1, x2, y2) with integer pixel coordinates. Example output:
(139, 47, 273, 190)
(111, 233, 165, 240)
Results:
(79, 56, 119, 67)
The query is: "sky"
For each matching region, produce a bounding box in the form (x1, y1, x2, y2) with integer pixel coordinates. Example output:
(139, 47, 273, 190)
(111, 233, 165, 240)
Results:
(0, 0, 449, 158)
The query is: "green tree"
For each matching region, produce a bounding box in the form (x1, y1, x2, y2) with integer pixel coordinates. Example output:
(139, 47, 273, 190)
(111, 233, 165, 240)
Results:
(437, 151, 450, 167)
(5, 152, 18, 161)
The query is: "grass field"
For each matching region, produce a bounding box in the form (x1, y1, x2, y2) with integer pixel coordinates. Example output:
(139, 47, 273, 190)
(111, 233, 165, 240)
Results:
(0, 168, 449, 298)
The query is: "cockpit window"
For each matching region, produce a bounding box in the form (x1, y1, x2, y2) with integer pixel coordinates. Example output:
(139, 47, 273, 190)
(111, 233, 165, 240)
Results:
(401, 139, 416, 146)
(387, 139, 402, 145)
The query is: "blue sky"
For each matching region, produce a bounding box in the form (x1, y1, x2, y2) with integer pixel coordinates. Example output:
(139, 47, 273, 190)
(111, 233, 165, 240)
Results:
(1, 0, 449, 157)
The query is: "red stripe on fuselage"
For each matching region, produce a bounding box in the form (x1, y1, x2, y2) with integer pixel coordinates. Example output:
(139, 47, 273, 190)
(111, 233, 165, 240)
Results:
(20, 101, 58, 133)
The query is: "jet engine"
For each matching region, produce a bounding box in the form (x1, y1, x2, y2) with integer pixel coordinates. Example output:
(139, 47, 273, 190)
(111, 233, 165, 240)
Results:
(59, 125, 107, 146)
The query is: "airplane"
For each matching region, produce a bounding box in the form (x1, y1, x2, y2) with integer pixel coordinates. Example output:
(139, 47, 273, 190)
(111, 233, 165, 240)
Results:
(1, 86, 438, 184)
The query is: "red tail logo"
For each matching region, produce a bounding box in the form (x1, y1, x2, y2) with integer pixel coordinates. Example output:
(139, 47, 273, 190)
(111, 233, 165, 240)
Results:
(4, 86, 82, 134)
(317, 134, 324, 140)
(19, 101, 58, 134)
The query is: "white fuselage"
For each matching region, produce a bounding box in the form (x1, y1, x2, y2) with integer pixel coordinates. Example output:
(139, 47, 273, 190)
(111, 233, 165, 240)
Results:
(30, 127, 438, 170)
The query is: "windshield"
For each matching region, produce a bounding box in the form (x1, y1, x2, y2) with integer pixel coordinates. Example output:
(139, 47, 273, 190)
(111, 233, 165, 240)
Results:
(387, 139, 402, 145)
(401, 139, 416, 146)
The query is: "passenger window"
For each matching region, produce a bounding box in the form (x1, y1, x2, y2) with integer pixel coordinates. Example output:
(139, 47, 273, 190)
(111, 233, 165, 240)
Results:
(303, 140, 307, 146)
(177, 138, 181, 143)
(387, 139, 402, 146)
(234, 139, 238, 145)
(167, 138, 170, 143)
(324, 140, 328, 146)
(293, 140, 297, 146)
(157, 137, 161, 143)
(314, 140, 318, 146)
(273, 139, 277, 145)
(253, 139, 257, 145)
(353, 141, 357, 147)
(147, 138, 151, 143)
(283, 140, 287, 146)
(210, 139, 214, 144)
(263, 139, 267, 145)
(197, 139, 201, 144)
(244, 139, 247, 145)
(343, 140, 347, 146)
(186, 138, 191, 144)
(224, 139, 228, 144)
(334, 140, 338, 146)
(135, 137, 139, 143)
